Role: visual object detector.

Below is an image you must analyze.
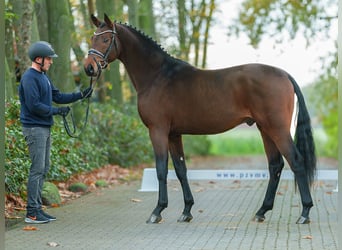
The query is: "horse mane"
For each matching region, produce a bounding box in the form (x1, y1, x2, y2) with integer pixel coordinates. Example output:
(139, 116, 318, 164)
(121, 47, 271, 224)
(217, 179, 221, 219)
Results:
(114, 21, 191, 67)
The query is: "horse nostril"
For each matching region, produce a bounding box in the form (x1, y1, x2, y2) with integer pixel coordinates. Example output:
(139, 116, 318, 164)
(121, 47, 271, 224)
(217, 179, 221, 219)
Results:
(85, 64, 94, 76)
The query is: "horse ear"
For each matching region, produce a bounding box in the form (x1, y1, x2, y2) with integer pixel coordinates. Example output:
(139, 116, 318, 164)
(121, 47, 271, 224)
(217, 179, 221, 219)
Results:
(91, 14, 101, 27)
(104, 13, 113, 29)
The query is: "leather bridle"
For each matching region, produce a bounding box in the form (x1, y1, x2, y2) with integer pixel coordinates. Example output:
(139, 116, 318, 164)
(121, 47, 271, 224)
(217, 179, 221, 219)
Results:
(87, 25, 118, 71)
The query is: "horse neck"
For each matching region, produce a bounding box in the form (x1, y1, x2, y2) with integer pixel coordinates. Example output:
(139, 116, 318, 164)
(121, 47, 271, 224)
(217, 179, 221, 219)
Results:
(116, 24, 167, 93)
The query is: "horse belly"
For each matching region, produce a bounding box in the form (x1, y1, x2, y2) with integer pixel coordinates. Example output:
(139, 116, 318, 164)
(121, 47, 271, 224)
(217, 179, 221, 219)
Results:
(172, 111, 246, 135)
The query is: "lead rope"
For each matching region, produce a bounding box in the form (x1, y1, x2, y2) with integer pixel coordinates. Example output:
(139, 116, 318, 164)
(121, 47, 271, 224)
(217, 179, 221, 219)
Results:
(62, 68, 101, 138)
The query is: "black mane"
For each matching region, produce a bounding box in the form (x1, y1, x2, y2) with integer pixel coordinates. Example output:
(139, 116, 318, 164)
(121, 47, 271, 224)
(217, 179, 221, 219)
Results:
(116, 22, 190, 67)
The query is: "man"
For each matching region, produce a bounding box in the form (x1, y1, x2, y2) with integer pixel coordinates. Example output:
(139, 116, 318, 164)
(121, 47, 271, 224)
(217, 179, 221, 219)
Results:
(18, 41, 92, 224)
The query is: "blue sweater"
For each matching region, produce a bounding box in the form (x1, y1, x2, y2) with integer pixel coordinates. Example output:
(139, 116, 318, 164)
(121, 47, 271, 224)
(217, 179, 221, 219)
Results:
(19, 68, 82, 127)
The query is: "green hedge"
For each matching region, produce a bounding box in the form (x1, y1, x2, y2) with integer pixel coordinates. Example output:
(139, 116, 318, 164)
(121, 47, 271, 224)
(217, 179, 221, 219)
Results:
(5, 98, 211, 196)
(5, 99, 153, 196)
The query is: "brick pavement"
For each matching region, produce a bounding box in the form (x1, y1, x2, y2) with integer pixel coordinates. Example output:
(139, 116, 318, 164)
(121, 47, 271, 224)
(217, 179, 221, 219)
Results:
(5, 156, 338, 249)
(5, 177, 337, 250)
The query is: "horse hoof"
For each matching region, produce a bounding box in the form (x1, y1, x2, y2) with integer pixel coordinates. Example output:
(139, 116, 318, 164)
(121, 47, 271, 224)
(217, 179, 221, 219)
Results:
(177, 213, 193, 223)
(296, 216, 310, 224)
(253, 215, 265, 223)
(146, 214, 162, 224)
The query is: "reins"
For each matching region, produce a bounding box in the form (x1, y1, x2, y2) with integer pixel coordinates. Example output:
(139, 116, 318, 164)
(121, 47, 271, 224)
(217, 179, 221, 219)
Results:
(62, 70, 101, 138)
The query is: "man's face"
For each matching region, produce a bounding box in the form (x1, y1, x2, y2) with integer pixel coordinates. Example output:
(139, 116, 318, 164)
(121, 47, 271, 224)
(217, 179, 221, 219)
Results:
(36, 57, 53, 71)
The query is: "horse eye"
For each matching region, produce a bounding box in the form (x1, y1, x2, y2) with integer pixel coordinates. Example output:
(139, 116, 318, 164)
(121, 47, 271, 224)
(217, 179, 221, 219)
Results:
(103, 38, 109, 43)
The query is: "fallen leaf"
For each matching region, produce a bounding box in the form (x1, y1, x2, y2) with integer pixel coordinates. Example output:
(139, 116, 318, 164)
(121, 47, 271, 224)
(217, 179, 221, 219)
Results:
(14, 207, 26, 211)
(23, 226, 38, 231)
(50, 203, 59, 208)
(198, 209, 204, 213)
(302, 235, 313, 239)
(6, 215, 22, 219)
(47, 242, 59, 247)
(130, 198, 142, 203)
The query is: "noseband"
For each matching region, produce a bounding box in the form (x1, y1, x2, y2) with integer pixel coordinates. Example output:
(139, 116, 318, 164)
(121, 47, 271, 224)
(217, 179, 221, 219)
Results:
(88, 25, 118, 71)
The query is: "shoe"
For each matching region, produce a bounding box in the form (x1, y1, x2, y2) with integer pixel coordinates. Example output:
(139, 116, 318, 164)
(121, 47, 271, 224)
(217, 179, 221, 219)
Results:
(25, 213, 49, 224)
(39, 210, 57, 221)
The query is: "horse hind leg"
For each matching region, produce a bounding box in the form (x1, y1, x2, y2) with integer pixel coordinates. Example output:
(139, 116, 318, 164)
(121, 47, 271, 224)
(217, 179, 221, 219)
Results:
(288, 147, 313, 224)
(254, 131, 284, 222)
(169, 135, 194, 222)
(267, 131, 313, 224)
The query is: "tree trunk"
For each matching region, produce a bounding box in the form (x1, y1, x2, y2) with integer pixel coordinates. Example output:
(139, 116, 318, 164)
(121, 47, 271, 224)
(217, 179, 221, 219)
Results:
(5, 58, 14, 100)
(94, 0, 123, 104)
(201, 0, 215, 68)
(138, 0, 156, 38)
(5, 2, 16, 100)
(177, 0, 187, 60)
(45, 0, 74, 91)
(125, 0, 139, 104)
(34, 0, 48, 41)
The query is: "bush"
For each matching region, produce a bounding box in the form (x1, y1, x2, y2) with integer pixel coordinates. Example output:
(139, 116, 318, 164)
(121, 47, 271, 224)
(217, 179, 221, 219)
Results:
(5, 98, 152, 196)
(82, 101, 154, 167)
(5, 99, 30, 196)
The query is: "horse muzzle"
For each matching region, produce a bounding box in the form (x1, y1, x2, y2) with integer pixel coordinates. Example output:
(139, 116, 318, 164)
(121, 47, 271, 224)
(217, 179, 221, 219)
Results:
(84, 57, 104, 77)
(84, 63, 96, 76)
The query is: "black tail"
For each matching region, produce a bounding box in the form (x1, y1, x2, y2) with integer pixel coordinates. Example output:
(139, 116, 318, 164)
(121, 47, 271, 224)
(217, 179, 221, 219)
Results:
(288, 74, 316, 187)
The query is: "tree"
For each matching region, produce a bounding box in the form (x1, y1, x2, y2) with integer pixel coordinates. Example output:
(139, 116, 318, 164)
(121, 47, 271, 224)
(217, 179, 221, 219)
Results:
(229, 0, 336, 48)
(312, 48, 338, 157)
(5, 0, 35, 100)
(94, 0, 123, 103)
(139, 0, 156, 39)
(157, 0, 216, 67)
(12, 0, 33, 76)
(45, 0, 75, 91)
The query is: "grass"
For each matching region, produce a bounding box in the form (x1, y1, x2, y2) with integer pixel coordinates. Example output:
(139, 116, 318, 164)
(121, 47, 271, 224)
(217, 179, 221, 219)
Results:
(208, 126, 327, 157)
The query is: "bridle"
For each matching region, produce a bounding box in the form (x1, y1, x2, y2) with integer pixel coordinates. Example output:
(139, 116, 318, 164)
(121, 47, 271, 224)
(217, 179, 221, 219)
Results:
(63, 24, 118, 138)
(87, 24, 118, 72)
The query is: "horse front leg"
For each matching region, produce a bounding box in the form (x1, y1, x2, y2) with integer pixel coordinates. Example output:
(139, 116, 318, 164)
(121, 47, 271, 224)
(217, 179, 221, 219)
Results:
(146, 130, 169, 224)
(169, 135, 194, 222)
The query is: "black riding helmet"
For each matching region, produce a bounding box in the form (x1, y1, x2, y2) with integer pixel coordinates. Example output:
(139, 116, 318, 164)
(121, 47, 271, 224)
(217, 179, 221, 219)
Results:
(28, 41, 58, 61)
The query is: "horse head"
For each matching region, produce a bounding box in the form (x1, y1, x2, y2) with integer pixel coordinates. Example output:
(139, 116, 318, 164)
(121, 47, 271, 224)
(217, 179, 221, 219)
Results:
(84, 14, 121, 77)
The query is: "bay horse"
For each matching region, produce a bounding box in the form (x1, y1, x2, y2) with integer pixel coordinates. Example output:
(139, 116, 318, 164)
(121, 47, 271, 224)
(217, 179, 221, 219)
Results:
(84, 14, 316, 225)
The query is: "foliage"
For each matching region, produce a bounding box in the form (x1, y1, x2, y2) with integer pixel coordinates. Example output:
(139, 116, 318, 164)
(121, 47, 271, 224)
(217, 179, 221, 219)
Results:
(5, 99, 30, 196)
(230, 0, 336, 48)
(183, 135, 211, 157)
(208, 127, 328, 157)
(84, 100, 154, 168)
(311, 53, 338, 158)
(5, 98, 151, 195)
(208, 129, 265, 156)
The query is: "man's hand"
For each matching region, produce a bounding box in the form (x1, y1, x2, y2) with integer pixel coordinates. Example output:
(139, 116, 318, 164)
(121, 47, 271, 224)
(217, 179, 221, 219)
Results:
(82, 87, 93, 98)
(57, 106, 70, 116)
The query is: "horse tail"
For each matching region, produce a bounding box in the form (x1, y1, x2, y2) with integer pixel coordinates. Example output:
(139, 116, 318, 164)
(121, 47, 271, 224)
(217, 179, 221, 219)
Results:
(288, 74, 316, 187)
